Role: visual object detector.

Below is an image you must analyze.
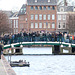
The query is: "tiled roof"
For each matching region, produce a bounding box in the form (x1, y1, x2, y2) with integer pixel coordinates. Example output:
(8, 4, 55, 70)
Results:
(10, 12, 18, 17)
(3, 11, 13, 17)
(57, 6, 73, 12)
(18, 4, 26, 15)
(27, 0, 57, 5)
(65, 6, 73, 12)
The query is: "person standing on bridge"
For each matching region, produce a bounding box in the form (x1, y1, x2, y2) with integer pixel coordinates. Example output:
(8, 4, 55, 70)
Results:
(0, 42, 3, 59)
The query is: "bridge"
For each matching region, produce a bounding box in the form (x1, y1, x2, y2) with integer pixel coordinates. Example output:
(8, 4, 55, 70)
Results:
(3, 41, 75, 55)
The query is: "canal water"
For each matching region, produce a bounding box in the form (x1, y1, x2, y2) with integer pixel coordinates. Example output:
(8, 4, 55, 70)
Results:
(5, 47, 75, 75)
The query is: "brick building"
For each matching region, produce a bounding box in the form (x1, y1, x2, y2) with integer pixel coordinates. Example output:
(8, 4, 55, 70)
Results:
(18, 0, 57, 32)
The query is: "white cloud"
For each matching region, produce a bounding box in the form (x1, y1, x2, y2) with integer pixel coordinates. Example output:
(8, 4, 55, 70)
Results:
(0, 0, 26, 11)
(0, 0, 75, 11)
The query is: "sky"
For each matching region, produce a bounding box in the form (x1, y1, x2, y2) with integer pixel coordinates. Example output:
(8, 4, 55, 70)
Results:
(0, 0, 26, 11)
(0, 0, 75, 12)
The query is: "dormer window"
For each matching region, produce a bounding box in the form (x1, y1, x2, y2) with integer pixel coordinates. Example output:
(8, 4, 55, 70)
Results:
(21, 9, 23, 12)
(60, 7, 64, 12)
(31, 6, 34, 10)
(35, 0, 37, 2)
(48, 0, 50, 2)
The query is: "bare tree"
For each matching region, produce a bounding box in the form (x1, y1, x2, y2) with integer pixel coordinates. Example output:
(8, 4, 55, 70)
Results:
(0, 11, 11, 35)
(66, 14, 75, 33)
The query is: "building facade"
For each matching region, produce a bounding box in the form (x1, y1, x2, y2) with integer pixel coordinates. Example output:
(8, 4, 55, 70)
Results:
(57, 6, 75, 32)
(9, 12, 19, 34)
(18, 0, 57, 32)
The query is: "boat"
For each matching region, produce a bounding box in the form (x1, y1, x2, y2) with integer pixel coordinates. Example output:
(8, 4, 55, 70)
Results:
(10, 60, 30, 67)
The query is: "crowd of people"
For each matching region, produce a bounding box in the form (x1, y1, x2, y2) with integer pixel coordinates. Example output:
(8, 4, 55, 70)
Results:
(1, 31, 75, 45)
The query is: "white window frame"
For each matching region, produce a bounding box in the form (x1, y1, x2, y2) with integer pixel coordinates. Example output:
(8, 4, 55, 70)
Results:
(58, 15, 61, 20)
(35, 15, 38, 20)
(48, 14, 50, 20)
(44, 23, 46, 28)
(63, 15, 66, 20)
(39, 23, 42, 28)
(48, 23, 50, 28)
(16, 20, 18, 28)
(14, 20, 15, 28)
(52, 22, 55, 28)
(31, 23, 34, 28)
(31, 15, 34, 20)
(35, 23, 38, 28)
(43, 15, 46, 20)
(39, 14, 42, 20)
(52, 14, 55, 20)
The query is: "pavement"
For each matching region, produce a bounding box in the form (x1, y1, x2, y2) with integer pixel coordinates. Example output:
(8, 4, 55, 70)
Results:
(0, 59, 7, 75)
(0, 55, 16, 75)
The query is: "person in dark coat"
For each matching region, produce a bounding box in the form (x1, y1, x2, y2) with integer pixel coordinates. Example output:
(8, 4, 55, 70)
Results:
(0, 44, 3, 59)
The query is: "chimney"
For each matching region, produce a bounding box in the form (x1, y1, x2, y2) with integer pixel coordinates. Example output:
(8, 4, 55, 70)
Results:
(64, 0, 67, 6)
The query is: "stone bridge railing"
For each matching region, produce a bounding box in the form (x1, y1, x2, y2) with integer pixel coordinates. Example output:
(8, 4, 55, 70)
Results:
(3, 41, 75, 55)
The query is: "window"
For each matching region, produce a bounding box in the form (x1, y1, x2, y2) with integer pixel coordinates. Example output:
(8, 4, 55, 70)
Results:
(58, 23, 61, 28)
(35, 6, 38, 10)
(39, 14, 42, 20)
(39, 23, 42, 28)
(10, 20, 12, 28)
(16, 29, 18, 33)
(44, 23, 46, 28)
(52, 22, 55, 28)
(26, 18, 27, 21)
(21, 9, 23, 12)
(58, 15, 61, 20)
(35, 15, 38, 20)
(43, 6, 46, 10)
(74, 7, 75, 11)
(48, 0, 50, 2)
(48, 6, 50, 10)
(43, 15, 46, 20)
(20, 24, 24, 30)
(31, 15, 34, 20)
(14, 29, 15, 34)
(35, 23, 38, 28)
(60, 8, 64, 12)
(52, 14, 55, 20)
(48, 15, 50, 20)
(63, 15, 66, 20)
(31, 23, 34, 28)
(31, 6, 34, 10)
(52, 6, 55, 10)
(24, 8, 26, 11)
(39, 6, 42, 10)
(16, 20, 18, 28)
(14, 20, 15, 28)
(48, 23, 50, 28)
(63, 23, 65, 28)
